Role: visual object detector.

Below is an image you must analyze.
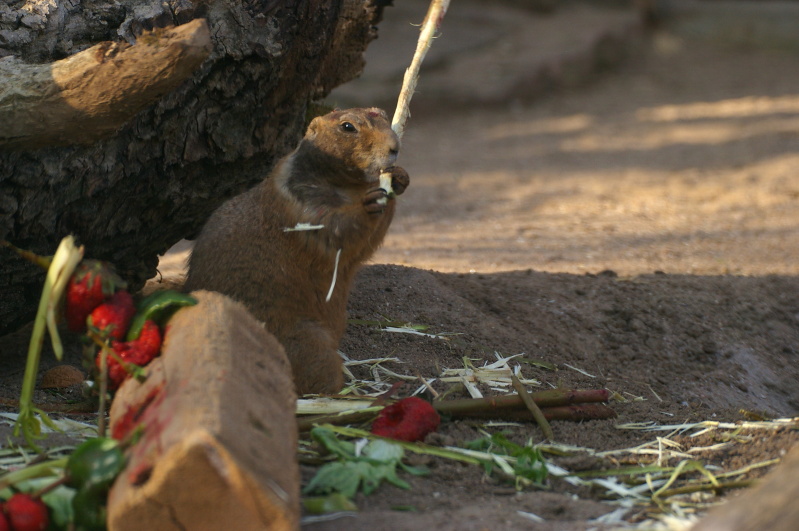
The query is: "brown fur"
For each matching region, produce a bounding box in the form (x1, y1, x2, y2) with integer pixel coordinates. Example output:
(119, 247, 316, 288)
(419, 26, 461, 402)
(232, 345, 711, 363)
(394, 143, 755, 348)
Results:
(183, 108, 409, 395)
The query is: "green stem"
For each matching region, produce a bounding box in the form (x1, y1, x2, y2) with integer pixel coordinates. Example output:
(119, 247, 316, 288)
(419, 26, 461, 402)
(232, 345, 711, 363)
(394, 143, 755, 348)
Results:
(0, 240, 53, 269)
(322, 424, 482, 465)
(15, 237, 83, 449)
(97, 344, 109, 438)
(656, 479, 756, 499)
(0, 457, 68, 490)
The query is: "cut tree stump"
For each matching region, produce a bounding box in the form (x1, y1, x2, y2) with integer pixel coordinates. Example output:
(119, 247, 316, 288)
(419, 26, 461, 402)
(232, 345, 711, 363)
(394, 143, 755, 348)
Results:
(107, 290, 299, 531)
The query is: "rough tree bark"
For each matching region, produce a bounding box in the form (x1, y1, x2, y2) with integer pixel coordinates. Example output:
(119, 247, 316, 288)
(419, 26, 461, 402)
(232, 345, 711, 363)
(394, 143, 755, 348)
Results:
(0, 19, 213, 149)
(0, 0, 390, 335)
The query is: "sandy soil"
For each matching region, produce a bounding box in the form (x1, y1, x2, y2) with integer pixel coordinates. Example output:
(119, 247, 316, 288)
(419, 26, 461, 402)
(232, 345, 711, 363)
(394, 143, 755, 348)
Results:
(299, 9, 799, 531)
(2, 3, 799, 530)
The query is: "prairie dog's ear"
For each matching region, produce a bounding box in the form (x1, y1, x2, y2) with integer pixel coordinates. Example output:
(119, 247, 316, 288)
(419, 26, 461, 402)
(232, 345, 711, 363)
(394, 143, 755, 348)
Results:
(306, 116, 323, 138)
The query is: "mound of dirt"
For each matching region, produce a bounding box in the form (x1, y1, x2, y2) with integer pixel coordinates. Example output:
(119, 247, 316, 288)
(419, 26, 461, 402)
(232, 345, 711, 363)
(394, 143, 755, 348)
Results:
(3, 2, 799, 529)
(302, 264, 799, 530)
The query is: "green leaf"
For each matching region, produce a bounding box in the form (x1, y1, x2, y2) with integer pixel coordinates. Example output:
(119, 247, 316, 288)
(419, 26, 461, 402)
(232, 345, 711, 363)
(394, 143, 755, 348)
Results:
(303, 462, 362, 498)
(65, 438, 126, 493)
(304, 432, 417, 499)
(398, 462, 430, 477)
(302, 493, 358, 515)
(373, 463, 410, 492)
(72, 486, 108, 530)
(362, 439, 404, 463)
(463, 432, 548, 486)
(310, 427, 357, 459)
(36, 408, 60, 432)
(126, 291, 197, 341)
(41, 485, 76, 528)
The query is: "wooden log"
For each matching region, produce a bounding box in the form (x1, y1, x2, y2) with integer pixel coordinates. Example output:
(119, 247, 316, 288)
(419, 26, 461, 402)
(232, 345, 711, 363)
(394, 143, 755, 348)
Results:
(0, 20, 211, 150)
(107, 290, 299, 531)
(692, 443, 799, 531)
(0, 0, 388, 336)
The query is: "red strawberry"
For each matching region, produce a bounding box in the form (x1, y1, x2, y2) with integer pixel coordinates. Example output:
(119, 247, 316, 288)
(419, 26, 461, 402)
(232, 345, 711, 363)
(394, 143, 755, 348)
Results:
(125, 320, 163, 361)
(98, 320, 162, 389)
(0, 508, 9, 531)
(65, 260, 126, 332)
(371, 396, 440, 442)
(4, 493, 49, 531)
(87, 290, 135, 341)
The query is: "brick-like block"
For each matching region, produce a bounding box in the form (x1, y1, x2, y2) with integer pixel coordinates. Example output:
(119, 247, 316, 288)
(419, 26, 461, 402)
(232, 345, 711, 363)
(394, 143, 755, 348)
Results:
(692, 443, 799, 531)
(107, 290, 299, 531)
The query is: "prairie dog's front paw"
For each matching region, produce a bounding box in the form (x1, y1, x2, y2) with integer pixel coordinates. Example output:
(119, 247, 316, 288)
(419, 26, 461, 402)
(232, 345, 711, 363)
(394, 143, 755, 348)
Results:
(386, 166, 409, 196)
(363, 188, 389, 214)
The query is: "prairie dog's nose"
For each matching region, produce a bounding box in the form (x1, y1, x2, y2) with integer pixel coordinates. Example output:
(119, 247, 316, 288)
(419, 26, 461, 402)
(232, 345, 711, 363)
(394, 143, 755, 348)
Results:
(387, 136, 400, 162)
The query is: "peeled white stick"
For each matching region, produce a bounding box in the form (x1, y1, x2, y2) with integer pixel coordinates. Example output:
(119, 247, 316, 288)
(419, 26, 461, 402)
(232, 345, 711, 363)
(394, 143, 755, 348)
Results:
(378, 0, 450, 205)
(391, 0, 451, 140)
(376, 173, 394, 206)
(325, 248, 342, 302)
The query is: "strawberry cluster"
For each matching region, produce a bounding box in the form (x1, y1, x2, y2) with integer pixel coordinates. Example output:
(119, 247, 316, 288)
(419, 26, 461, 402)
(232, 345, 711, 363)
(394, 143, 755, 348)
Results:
(0, 494, 49, 531)
(64, 260, 163, 390)
(371, 397, 440, 442)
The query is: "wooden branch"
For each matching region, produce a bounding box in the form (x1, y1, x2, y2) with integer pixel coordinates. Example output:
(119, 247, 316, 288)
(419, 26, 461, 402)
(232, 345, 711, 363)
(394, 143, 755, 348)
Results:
(390, 0, 451, 139)
(453, 404, 618, 423)
(0, 19, 211, 150)
(511, 373, 554, 440)
(433, 388, 612, 416)
(296, 389, 614, 432)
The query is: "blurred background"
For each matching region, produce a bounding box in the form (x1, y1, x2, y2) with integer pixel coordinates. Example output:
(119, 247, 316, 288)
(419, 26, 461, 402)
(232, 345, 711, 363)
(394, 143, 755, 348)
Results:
(161, 0, 799, 278)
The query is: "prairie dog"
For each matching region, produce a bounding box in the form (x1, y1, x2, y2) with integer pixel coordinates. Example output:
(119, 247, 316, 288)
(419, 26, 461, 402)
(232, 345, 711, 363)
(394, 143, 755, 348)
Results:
(184, 108, 409, 394)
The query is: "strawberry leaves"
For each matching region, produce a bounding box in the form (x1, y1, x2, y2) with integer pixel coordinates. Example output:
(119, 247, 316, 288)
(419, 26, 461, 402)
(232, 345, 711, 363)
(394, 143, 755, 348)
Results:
(125, 290, 196, 341)
(303, 427, 428, 499)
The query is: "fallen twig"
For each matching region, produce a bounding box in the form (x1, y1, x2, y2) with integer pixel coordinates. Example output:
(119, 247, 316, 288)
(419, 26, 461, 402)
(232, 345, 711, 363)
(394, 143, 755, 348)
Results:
(511, 373, 554, 440)
(433, 388, 611, 416)
(296, 388, 614, 432)
(457, 404, 618, 423)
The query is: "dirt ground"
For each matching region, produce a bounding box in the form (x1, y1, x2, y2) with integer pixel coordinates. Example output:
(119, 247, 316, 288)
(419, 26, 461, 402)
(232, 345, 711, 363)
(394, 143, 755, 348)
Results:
(300, 4, 799, 529)
(2, 2, 799, 530)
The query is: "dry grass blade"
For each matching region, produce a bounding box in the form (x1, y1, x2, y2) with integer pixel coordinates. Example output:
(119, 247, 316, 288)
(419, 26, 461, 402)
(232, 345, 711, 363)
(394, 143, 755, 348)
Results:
(296, 398, 376, 415)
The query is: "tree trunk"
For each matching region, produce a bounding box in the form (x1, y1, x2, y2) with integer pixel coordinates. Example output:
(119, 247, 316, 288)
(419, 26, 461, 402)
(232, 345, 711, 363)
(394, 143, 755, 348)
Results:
(0, 0, 389, 335)
(0, 20, 213, 149)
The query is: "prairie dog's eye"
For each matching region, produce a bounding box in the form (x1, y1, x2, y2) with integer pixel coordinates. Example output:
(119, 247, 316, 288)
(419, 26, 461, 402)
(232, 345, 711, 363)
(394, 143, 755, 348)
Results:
(340, 122, 357, 133)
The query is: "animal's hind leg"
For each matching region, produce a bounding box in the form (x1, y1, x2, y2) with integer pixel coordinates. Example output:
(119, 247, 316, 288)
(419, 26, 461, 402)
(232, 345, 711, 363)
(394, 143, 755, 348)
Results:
(281, 320, 344, 395)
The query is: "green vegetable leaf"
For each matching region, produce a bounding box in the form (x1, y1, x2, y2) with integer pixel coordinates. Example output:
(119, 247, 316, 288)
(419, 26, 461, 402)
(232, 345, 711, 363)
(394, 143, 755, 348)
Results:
(42, 485, 76, 529)
(66, 437, 126, 493)
(304, 461, 363, 498)
(304, 430, 426, 499)
(465, 432, 548, 486)
(362, 439, 404, 463)
(126, 291, 197, 341)
(310, 426, 357, 459)
(302, 493, 358, 515)
(72, 486, 108, 530)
